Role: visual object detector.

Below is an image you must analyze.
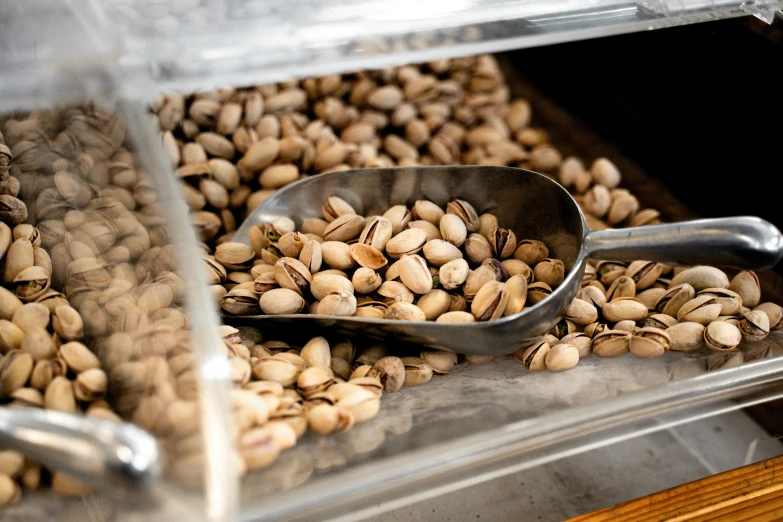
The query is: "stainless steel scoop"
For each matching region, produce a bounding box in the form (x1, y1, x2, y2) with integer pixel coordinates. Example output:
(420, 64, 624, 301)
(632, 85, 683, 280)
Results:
(230, 166, 783, 355)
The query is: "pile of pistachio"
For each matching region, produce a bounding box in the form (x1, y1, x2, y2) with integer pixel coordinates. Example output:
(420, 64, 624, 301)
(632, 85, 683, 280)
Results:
(516, 265, 782, 372)
(215, 196, 559, 323)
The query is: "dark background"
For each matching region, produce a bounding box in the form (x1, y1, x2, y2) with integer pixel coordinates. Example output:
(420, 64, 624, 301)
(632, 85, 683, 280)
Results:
(502, 16, 783, 230)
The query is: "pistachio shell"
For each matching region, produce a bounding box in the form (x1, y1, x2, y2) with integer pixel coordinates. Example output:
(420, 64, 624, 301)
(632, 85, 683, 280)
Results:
(667, 322, 705, 352)
(513, 240, 549, 266)
(358, 217, 393, 251)
(704, 321, 742, 351)
(592, 330, 632, 357)
(533, 258, 565, 288)
(561, 333, 593, 358)
(487, 227, 517, 259)
(697, 288, 742, 316)
(625, 261, 663, 290)
(300, 337, 331, 368)
(311, 273, 354, 301)
(352, 267, 382, 294)
(385, 228, 427, 259)
(602, 298, 648, 323)
(259, 288, 306, 315)
(729, 271, 761, 309)
(318, 291, 357, 316)
(464, 234, 493, 265)
(385, 302, 426, 321)
(439, 214, 467, 247)
(471, 281, 509, 321)
(629, 327, 671, 358)
(320, 241, 355, 270)
(349, 243, 388, 271)
(446, 199, 480, 232)
(323, 214, 366, 242)
(655, 283, 695, 317)
(516, 340, 550, 370)
(670, 266, 729, 291)
(439, 259, 470, 290)
(399, 255, 433, 294)
(435, 311, 475, 323)
(383, 205, 413, 235)
(754, 303, 783, 330)
(563, 298, 598, 325)
(677, 295, 723, 325)
(740, 310, 770, 342)
(545, 344, 579, 371)
(322, 196, 356, 222)
(377, 281, 414, 304)
(417, 289, 450, 320)
(527, 282, 552, 305)
(274, 257, 312, 296)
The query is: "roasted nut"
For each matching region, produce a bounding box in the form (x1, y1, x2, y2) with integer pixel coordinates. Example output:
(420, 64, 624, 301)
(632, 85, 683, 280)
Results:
(676, 295, 723, 325)
(464, 234, 493, 265)
(300, 337, 331, 368)
(274, 257, 313, 296)
(602, 298, 648, 323)
(740, 310, 770, 342)
(513, 240, 548, 266)
(439, 259, 470, 290)
(385, 302, 426, 321)
(386, 228, 427, 259)
(399, 255, 433, 294)
(592, 330, 632, 357)
(625, 261, 663, 290)
(352, 267, 382, 294)
(630, 327, 671, 358)
(487, 227, 517, 259)
(311, 273, 354, 301)
(605, 276, 636, 302)
(545, 344, 579, 371)
(471, 281, 508, 321)
(259, 288, 306, 315)
(533, 258, 564, 288)
(323, 214, 366, 242)
(527, 282, 552, 305)
(417, 290, 450, 320)
(422, 239, 463, 267)
(446, 199, 480, 232)
(704, 321, 742, 351)
(697, 288, 742, 316)
(439, 214, 467, 247)
(401, 357, 433, 386)
(667, 322, 706, 352)
(318, 291, 358, 316)
(754, 303, 783, 331)
(655, 283, 695, 317)
(729, 271, 761, 309)
(420, 350, 458, 373)
(563, 298, 598, 325)
(358, 217, 393, 251)
(670, 266, 729, 291)
(517, 340, 550, 370)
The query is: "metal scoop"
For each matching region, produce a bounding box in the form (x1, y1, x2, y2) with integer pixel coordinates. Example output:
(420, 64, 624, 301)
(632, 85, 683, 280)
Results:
(230, 166, 783, 355)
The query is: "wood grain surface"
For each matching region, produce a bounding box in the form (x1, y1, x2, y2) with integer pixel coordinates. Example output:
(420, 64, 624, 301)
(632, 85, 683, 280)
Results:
(567, 455, 783, 522)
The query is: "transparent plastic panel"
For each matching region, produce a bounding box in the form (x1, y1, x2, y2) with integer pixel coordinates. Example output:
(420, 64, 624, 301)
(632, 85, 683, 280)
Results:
(0, 100, 235, 520)
(82, 0, 783, 92)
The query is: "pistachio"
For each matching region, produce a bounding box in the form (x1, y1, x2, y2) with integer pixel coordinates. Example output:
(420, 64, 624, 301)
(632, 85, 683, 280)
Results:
(253, 357, 299, 387)
(0, 451, 24, 477)
(51, 305, 84, 341)
(214, 242, 255, 271)
(323, 214, 366, 242)
(464, 233, 493, 265)
(349, 243, 388, 271)
(463, 265, 497, 302)
(624, 261, 663, 290)
(399, 254, 433, 294)
(641, 313, 677, 330)
(704, 321, 742, 351)
(698, 288, 742, 316)
(320, 241, 355, 270)
(729, 271, 761, 309)
(59, 342, 100, 373)
(501, 259, 533, 283)
(358, 216, 393, 251)
(417, 289, 451, 320)
(311, 273, 354, 301)
(336, 388, 380, 424)
(602, 298, 648, 323)
(545, 344, 579, 371)
(44, 376, 77, 413)
(590, 157, 621, 188)
(385, 302, 426, 321)
(368, 356, 405, 392)
(439, 214, 467, 247)
(560, 332, 593, 358)
(74, 368, 108, 401)
(629, 327, 671, 358)
(4, 238, 33, 284)
(307, 404, 354, 435)
(297, 367, 335, 398)
(514, 240, 549, 266)
(614, 320, 636, 333)
(448, 294, 468, 313)
(318, 291, 357, 316)
(677, 295, 723, 325)
(330, 357, 352, 381)
(533, 258, 565, 288)
(487, 227, 517, 259)
(439, 259, 470, 290)
(563, 298, 598, 325)
(0, 352, 33, 396)
(223, 288, 261, 315)
(386, 228, 427, 259)
(274, 257, 312, 296)
(352, 267, 382, 294)
(670, 266, 729, 291)
(754, 303, 783, 330)
(377, 281, 414, 304)
(503, 274, 528, 317)
(592, 330, 632, 357)
(298, 240, 323, 274)
(527, 282, 552, 305)
(516, 340, 550, 370)
(667, 322, 706, 352)
(299, 337, 331, 368)
(383, 205, 413, 235)
(20, 327, 56, 361)
(435, 311, 475, 323)
(471, 281, 509, 321)
(0, 287, 23, 321)
(277, 231, 309, 258)
(0, 320, 24, 352)
(740, 310, 770, 342)
(446, 199, 480, 232)
(596, 261, 628, 286)
(253, 272, 279, 295)
(420, 350, 458, 373)
(322, 196, 356, 222)
(605, 276, 635, 302)
(400, 357, 433, 386)
(259, 288, 306, 315)
(412, 200, 445, 225)
(583, 322, 608, 339)
(238, 426, 280, 470)
(655, 283, 695, 317)
(577, 285, 607, 310)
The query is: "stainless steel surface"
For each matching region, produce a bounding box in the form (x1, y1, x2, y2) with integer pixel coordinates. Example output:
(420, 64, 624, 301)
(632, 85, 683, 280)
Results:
(231, 166, 783, 355)
(0, 407, 162, 491)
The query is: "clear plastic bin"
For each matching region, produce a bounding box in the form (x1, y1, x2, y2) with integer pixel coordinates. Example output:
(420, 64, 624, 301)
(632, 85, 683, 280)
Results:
(2, 2, 783, 522)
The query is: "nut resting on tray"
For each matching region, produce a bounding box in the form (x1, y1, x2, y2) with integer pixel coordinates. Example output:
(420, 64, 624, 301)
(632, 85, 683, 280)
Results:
(0, 53, 781, 510)
(216, 196, 561, 322)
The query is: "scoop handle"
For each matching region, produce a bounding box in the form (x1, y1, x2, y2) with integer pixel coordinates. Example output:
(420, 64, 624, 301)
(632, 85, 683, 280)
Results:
(583, 217, 783, 269)
(0, 408, 161, 491)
